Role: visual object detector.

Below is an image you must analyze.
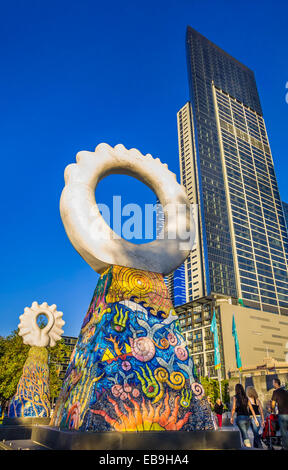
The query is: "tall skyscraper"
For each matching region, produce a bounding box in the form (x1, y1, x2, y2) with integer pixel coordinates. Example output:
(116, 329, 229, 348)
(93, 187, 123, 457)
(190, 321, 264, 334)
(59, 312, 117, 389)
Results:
(178, 27, 288, 315)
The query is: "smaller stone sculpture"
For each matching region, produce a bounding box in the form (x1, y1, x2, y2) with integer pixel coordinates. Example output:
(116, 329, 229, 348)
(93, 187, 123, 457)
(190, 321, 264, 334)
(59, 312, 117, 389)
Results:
(8, 301, 65, 418)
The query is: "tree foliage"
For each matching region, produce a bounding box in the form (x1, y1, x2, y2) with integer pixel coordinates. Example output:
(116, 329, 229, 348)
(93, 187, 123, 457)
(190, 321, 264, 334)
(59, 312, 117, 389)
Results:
(200, 376, 230, 408)
(48, 340, 71, 401)
(0, 330, 29, 407)
(0, 330, 71, 407)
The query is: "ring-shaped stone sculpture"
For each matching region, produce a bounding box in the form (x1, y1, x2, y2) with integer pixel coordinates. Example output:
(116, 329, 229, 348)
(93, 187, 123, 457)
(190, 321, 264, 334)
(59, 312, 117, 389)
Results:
(60, 143, 195, 275)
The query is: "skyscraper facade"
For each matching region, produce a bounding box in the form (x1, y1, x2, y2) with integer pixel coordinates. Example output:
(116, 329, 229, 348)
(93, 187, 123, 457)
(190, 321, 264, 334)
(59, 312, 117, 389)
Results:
(173, 264, 187, 306)
(178, 27, 288, 315)
(177, 102, 205, 302)
(282, 201, 288, 233)
(164, 264, 187, 307)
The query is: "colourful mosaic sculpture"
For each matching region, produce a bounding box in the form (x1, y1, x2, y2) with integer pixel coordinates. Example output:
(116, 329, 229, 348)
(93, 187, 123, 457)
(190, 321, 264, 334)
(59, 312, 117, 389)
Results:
(51, 266, 214, 431)
(8, 301, 65, 418)
(8, 347, 51, 418)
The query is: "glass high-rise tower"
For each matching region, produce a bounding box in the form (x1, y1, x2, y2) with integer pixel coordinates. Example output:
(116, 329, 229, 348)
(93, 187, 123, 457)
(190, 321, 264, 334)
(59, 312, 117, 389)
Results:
(178, 27, 288, 315)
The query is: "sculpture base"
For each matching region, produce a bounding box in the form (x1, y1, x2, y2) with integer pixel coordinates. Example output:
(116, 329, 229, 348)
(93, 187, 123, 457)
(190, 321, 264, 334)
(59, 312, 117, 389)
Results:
(52, 266, 213, 432)
(2, 417, 50, 426)
(8, 346, 51, 418)
(0, 424, 33, 442)
(31, 426, 241, 450)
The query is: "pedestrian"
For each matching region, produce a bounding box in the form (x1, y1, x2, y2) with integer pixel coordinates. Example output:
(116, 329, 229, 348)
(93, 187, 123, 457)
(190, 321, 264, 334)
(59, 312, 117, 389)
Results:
(271, 378, 288, 450)
(266, 400, 272, 414)
(214, 398, 224, 428)
(246, 386, 265, 448)
(4, 400, 9, 417)
(50, 402, 56, 418)
(230, 383, 259, 448)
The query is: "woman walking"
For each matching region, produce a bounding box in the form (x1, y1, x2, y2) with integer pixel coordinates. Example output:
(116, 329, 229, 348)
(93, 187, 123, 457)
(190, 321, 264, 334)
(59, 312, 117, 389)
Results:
(246, 386, 265, 448)
(230, 383, 259, 448)
(214, 398, 224, 428)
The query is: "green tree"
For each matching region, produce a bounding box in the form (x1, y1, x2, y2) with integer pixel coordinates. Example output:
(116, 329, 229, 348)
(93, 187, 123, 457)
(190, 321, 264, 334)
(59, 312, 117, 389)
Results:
(0, 330, 29, 407)
(0, 330, 70, 408)
(48, 340, 72, 402)
(200, 376, 230, 408)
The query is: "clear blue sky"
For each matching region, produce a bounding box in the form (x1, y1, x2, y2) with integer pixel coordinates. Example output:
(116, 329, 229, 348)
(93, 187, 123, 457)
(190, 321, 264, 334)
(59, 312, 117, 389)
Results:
(0, 0, 287, 337)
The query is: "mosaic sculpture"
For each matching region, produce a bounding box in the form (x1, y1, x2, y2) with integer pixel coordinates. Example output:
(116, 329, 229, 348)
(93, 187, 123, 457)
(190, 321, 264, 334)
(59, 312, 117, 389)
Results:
(51, 144, 214, 431)
(8, 301, 65, 418)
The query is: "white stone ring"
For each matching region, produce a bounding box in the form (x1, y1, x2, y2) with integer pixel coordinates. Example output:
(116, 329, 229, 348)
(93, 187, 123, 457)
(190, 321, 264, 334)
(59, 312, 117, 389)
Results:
(60, 143, 195, 275)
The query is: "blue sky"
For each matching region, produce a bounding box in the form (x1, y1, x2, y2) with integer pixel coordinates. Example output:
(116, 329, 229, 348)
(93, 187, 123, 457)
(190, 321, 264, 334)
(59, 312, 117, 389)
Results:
(0, 0, 287, 337)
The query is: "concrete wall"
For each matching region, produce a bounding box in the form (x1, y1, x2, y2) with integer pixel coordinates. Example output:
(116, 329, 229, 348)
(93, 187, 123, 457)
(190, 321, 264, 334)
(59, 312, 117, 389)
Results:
(219, 302, 288, 374)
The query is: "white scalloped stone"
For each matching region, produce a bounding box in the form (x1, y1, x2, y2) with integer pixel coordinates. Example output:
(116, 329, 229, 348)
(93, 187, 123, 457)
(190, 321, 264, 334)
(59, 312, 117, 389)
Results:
(60, 143, 195, 275)
(18, 301, 65, 348)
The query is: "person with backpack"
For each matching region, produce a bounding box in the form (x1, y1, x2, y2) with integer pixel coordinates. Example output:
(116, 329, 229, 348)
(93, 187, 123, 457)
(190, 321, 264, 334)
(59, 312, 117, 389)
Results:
(271, 378, 288, 450)
(230, 383, 259, 448)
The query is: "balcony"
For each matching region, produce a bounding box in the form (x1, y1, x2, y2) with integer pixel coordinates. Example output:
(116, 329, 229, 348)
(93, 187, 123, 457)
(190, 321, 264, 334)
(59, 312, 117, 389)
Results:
(192, 347, 203, 353)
